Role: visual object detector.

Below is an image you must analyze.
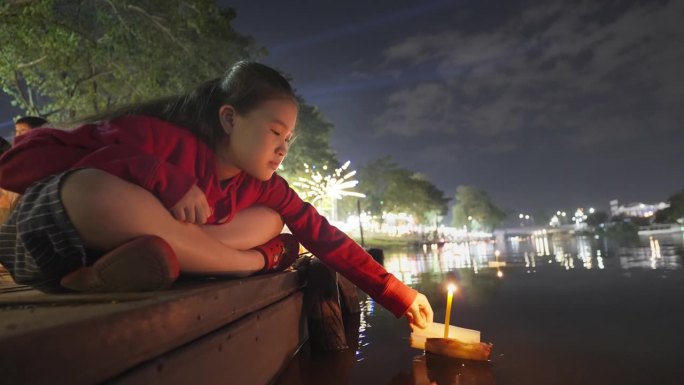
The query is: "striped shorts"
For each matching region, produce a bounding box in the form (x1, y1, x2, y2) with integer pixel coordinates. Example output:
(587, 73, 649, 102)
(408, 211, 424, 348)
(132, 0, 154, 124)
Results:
(0, 171, 88, 291)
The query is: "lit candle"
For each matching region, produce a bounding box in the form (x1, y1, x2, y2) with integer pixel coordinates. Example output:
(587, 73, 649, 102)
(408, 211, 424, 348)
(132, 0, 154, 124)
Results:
(444, 283, 457, 338)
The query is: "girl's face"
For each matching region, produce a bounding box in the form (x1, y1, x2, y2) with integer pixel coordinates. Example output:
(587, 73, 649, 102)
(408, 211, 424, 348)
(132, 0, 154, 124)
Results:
(218, 98, 297, 181)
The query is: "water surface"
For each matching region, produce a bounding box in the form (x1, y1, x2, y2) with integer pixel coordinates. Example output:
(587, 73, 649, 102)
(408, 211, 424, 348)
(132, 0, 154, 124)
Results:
(276, 232, 684, 385)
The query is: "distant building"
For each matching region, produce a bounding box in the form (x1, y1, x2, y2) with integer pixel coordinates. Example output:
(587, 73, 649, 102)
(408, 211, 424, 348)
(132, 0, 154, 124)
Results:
(610, 199, 669, 218)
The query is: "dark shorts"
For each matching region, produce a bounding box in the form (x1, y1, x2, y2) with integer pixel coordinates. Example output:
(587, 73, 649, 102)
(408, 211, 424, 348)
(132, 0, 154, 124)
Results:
(0, 171, 88, 291)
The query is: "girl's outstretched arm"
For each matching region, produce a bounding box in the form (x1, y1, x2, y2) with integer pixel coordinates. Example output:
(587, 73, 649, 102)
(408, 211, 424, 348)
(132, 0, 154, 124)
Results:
(254, 174, 420, 319)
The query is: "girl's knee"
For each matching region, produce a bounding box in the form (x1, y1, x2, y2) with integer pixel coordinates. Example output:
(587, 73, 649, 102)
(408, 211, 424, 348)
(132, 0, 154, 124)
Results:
(61, 168, 116, 197)
(236, 205, 284, 230)
(243, 205, 282, 221)
(61, 168, 149, 202)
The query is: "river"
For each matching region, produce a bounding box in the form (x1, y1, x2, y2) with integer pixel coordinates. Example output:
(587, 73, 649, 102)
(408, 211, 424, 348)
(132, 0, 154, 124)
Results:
(275, 230, 684, 385)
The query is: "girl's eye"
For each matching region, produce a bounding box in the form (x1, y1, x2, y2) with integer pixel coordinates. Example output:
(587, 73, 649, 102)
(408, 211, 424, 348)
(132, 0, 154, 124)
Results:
(272, 128, 295, 144)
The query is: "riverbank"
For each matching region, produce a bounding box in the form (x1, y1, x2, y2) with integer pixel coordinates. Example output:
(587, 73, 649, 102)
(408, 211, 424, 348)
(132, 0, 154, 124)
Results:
(350, 235, 411, 250)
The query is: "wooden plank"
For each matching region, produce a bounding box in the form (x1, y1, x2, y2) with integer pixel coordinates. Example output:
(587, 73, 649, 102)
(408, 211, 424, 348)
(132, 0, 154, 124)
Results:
(304, 259, 347, 352)
(337, 274, 360, 315)
(109, 292, 307, 385)
(0, 271, 304, 385)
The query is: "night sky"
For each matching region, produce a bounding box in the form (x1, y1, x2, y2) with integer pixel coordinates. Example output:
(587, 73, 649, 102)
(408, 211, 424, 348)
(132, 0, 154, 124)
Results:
(2, 0, 683, 215)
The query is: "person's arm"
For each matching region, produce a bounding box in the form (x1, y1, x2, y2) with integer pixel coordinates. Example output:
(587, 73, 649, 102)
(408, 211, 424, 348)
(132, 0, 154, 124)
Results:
(0, 128, 89, 193)
(72, 144, 198, 209)
(0, 117, 200, 208)
(255, 174, 420, 319)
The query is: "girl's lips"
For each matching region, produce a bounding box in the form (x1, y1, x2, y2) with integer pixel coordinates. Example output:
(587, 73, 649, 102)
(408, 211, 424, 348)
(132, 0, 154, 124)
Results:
(268, 161, 280, 170)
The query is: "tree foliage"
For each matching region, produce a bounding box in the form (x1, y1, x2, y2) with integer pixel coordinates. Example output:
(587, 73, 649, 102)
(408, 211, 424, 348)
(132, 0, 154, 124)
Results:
(279, 97, 338, 180)
(0, 0, 340, 175)
(0, 0, 261, 121)
(358, 156, 449, 224)
(655, 189, 684, 224)
(586, 210, 609, 227)
(452, 185, 506, 231)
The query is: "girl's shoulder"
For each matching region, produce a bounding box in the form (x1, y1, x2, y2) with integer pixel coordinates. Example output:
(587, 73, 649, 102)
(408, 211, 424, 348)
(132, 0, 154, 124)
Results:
(102, 115, 206, 151)
(108, 115, 195, 139)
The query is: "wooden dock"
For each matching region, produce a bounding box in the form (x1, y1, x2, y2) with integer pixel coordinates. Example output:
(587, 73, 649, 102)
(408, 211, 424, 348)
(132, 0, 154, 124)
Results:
(0, 268, 308, 385)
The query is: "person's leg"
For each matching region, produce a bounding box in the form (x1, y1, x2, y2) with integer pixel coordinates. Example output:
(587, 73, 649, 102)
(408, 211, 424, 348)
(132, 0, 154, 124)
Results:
(60, 169, 265, 277)
(200, 205, 285, 250)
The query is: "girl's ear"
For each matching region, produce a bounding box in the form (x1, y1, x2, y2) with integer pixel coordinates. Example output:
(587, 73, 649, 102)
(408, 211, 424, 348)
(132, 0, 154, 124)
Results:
(218, 105, 236, 134)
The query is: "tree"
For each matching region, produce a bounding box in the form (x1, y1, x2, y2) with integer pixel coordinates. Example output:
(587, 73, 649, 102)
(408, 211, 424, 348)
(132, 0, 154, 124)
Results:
(452, 185, 506, 231)
(279, 97, 338, 180)
(357, 156, 399, 219)
(383, 171, 449, 224)
(0, 1, 339, 175)
(586, 210, 609, 227)
(655, 189, 684, 224)
(358, 156, 448, 224)
(0, 0, 261, 121)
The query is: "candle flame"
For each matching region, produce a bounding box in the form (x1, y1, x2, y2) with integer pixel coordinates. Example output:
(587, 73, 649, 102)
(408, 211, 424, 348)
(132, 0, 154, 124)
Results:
(497, 270, 504, 278)
(447, 283, 457, 293)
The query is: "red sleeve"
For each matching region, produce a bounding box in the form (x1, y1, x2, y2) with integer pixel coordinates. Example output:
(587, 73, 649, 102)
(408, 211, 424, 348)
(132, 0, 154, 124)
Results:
(0, 128, 89, 193)
(71, 144, 197, 208)
(255, 174, 417, 318)
(0, 117, 199, 208)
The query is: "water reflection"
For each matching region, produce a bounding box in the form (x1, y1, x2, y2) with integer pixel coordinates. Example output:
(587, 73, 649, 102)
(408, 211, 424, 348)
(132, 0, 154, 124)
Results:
(411, 354, 494, 385)
(277, 313, 363, 385)
(618, 236, 681, 270)
(355, 297, 374, 362)
(523, 251, 537, 273)
(384, 231, 683, 287)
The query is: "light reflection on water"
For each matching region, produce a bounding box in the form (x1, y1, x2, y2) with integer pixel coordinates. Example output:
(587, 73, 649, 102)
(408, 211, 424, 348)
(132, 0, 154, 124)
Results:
(276, 231, 684, 385)
(385, 231, 683, 288)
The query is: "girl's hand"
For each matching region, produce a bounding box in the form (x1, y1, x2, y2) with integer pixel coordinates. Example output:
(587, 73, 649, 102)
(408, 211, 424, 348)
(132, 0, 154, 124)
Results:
(405, 292, 434, 330)
(170, 184, 211, 224)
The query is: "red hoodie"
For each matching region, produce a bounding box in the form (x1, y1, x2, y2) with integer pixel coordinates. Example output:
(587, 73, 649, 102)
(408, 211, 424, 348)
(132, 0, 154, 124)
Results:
(0, 115, 417, 317)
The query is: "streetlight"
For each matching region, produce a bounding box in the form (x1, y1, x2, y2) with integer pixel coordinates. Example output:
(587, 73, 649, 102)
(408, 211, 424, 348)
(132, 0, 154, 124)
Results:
(519, 213, 534, 227)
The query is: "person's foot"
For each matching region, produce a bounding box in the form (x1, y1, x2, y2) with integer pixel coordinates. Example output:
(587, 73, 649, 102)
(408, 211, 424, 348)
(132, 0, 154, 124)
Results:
(253, 233, 300, 273)
(60, 235, 179, 292)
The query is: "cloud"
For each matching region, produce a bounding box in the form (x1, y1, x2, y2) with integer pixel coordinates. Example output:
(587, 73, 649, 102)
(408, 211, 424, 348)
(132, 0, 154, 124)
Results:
(374, 82, 461, 136)
(374, 0, 684, 149)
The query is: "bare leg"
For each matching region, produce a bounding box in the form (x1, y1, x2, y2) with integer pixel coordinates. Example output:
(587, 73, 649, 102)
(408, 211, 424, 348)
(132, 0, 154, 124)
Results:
(60, 169, 265, 277)
(200, 205, 284, 250)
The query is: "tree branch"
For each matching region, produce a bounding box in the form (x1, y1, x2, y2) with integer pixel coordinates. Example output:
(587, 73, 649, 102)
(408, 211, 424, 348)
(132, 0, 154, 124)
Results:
(125, 4, 191, 54)
(15, 55, 47, 70)
(11, 70, 34, 113)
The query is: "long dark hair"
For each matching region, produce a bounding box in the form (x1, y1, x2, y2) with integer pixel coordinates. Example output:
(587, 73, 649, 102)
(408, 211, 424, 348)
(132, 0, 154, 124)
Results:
(79, 61, 296, 149)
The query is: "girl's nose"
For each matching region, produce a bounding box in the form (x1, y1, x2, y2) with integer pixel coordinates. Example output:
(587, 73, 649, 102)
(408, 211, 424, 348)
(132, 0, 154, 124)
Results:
(276, 141, 289, 157)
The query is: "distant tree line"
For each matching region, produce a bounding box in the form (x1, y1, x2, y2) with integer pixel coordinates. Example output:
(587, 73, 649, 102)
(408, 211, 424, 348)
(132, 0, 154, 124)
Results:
(354, 156, 450, 225)
(655, 190, 684, 224)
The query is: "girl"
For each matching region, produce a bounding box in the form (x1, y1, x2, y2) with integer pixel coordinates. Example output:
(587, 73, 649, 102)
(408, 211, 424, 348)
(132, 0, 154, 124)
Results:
(0, 61, 433, 329)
